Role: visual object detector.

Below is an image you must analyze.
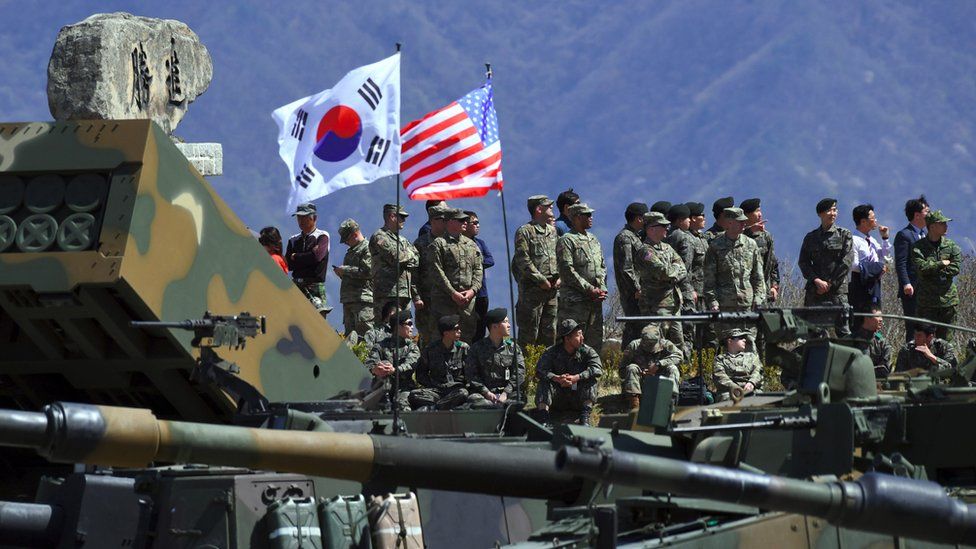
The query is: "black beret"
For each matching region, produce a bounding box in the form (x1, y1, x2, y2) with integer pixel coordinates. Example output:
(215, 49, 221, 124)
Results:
(740, 198, 761, 214)
(651, 201, 672, 215)
(484, 308, 508, 326)
(438, 314, 461, 334)
(625, 202, 649, 219)
(667, 204, 690, 221)
(712, 197, 734, 217)
(685, 202, 705, 216)
(816, 198, 837, 214)
(390, 310, 413, 329)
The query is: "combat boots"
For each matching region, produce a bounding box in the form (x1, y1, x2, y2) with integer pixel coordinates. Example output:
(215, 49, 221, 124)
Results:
(578, 405, 593, 426)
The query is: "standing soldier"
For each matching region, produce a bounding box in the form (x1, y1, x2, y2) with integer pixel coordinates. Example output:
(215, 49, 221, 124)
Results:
(798, 198, 853, 336)
(705, 196, 734, 241)
(370, 204, 421, 320)
(413, 205, 449, 344)
(912, 210, 962, 340)
(535, 319, 603, 426)
(665, 203, 698, 358)
(463, 210, 495, 342)
(613, 202, 649, 348)
(430, 209, 483, 342)
(619, 324, 682, 411)
(740, 198, 780, 303)
(514, 195, 560, 348)
(685, 202, 711, 348)
(285, 202, 332, 317)
(638, 211, 687, 353)
(409, 315, 470, 410)
(557, 203, 608, 350)
(333, 219, 373, 340)
(466, 308, 525, 408)
(703, 208, 766, 339)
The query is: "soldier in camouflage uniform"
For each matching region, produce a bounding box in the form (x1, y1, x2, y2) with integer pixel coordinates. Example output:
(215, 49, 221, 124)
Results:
(665, 204, 700, 358)
(912, 210, 962, 340)
(619, 324, 682, 410)
(853, 305, 892, 378)
(638, 211, 687, 354)
(514, 195, 560, 348)
(740, 198, 780, 303)
(704, 208, 766, 341)
(334, 219, 373, 340)
(713, 328, 763, 401)
(466, 308, 525, 408)
(895, 323, 957, 377)
(370, 204, 421, 321)
(798, 198, 853, 336)
(364, 311, 419, 410)
(704, 196, 734, 242)
(535, 319, 603, 426)
(361, 301, 398, 349)
(685, 202, 712, 348)
(413, 205, 450, 345)
(556, 203, 608, 350)
(429, 209, 483, 343)
(613, 202, 649, 348)
(409, 315, 470, 410)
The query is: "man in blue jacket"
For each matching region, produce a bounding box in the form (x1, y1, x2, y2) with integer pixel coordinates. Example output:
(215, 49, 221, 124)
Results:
(893, 195, 929, 341)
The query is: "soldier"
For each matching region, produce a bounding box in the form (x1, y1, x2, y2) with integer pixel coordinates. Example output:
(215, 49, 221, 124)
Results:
(712, 328, 763, 401)
(285, 202, 332, 316)
(705, 196, 734, 241)
(703, 208, 766, 339)
(554, 188, 580, 236)
(637, 211, 687, 354)
(740, 198, 780, 303)
(665, 204, 698, 358)
(413, 205, 450, 344)
(650, 201, 672, 216)
(463, 210, 495, 342)
(895, 323, 958, 376)
(333, 219, 373, 340)
(912, 210, 961, 340)
(798, 198, 853, 336)
(466, 308, 525, 408)
(514, 195, 560, 348)
(685, 202, 711, 348)
(370, 204, 421, 321)
(417, 199, 446, 239)
(556, 203, 608, 350)
(619, 324, 682, 411)
(362, 301, 399, 350)
(613, 202, 649, 348)
(409, 315, 470, 410)
(852, 305, 892, 378)
(364, 311, 419, 410)
(430, 209, 483, 342)
(535, 319, 603, 426)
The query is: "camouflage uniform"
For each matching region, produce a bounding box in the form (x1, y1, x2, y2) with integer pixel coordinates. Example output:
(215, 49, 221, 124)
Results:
(369, 227, 419, 319)
(703, 223, 724, 242)
(361, 323, 391, 350)
(853, 327, 892, 378)
(513, 220, 559, 347)
(745, 229, 780, 302)
(712, 351, 763, 399)
(430, 233, 483, 342)
(689, 229, 712, 348)
(619, 331, 682, 397)
(912, 236, 962, 340)
(535, 342, 603, 411)
(666, 228, 704, 355)
(557, 230, 608, 350)
(704, 234, 766, 339)
(413, 230, 439, 344)
(895, 338, 957, 376)
(465, 337, 525, 408)
(337, 238, 374, 339)
(364, 333, 420, 410)
(614, 225, 645, 348)
(798, 224, 853, 335)
(636, 240, 687, 353)
(409, 340, 470, 410)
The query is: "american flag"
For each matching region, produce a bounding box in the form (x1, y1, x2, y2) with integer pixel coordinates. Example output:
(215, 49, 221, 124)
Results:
(400, 80, 503, 200)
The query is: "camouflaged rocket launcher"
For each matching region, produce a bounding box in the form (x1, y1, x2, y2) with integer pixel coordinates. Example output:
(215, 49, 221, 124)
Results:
(0, 120, 368, 423)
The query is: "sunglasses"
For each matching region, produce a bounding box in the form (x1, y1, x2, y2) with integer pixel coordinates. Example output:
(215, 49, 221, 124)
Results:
(401, 320, 414, 326)
(469, 220, 480, 225)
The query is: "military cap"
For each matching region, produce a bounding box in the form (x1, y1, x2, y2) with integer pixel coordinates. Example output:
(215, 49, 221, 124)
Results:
(739, 198, 761, 214)
(557, 318, 584, 338)
(527, 195, 554, 209)
(292, 202, 317, 216)
(712, 196, 734, 217)
(383, 203, 409, 217)
(651, 201, 672, 215)
(437, 314, 461, 334)
(448, 208, 470, 220)
(640, 324, 661, 344)
(338, 219, 360, 240)
(643, 211, 669, 227)
(815, 198, 837, 214)
(667, 203, 690, 221)
(722, 207, 748, 221)
(724, 327, 750, 339)
(484, 308, 508, 326)
(569, 203, 595, 216)
(925, 210, 951, 224)
(390, 310, 413, 329)
(429, 204, 451, 220)
(686, 202, 705, 217)
(625, 202, 649, 220)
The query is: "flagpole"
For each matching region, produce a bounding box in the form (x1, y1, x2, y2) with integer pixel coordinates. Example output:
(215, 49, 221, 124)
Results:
(391, 42, 404, 436)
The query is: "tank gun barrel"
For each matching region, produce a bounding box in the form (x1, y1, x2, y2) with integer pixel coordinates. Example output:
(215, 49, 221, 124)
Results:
(0, 403, 579, 502)
(556, 445, 976, 546)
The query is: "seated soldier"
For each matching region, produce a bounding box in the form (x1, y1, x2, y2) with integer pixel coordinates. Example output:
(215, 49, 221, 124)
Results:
(852, 305, 892, 378)
(895, 323, 958, 377)
(466, 308, 525, 408)
(712, 328, 763, 401)
(535, 319, 603, 426)
(619, 324, 682, 411)
(409, 315, 470, 410)
(364, 310, 419, 410)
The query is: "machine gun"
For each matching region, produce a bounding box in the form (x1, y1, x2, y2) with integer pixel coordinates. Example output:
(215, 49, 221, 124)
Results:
(131, 312, 270, 414)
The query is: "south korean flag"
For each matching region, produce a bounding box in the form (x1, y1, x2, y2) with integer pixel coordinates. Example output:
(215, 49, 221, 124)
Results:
(273, 53, 400, 212)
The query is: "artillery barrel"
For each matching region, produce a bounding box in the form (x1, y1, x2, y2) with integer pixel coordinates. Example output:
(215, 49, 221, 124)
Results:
(557, 446, 976, 546)
(0, 502, 61, 547)
(0, 402, 579, 502)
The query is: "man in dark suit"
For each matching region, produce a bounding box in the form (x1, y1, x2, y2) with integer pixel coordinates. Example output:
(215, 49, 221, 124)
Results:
(893, 195, 929, 342)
